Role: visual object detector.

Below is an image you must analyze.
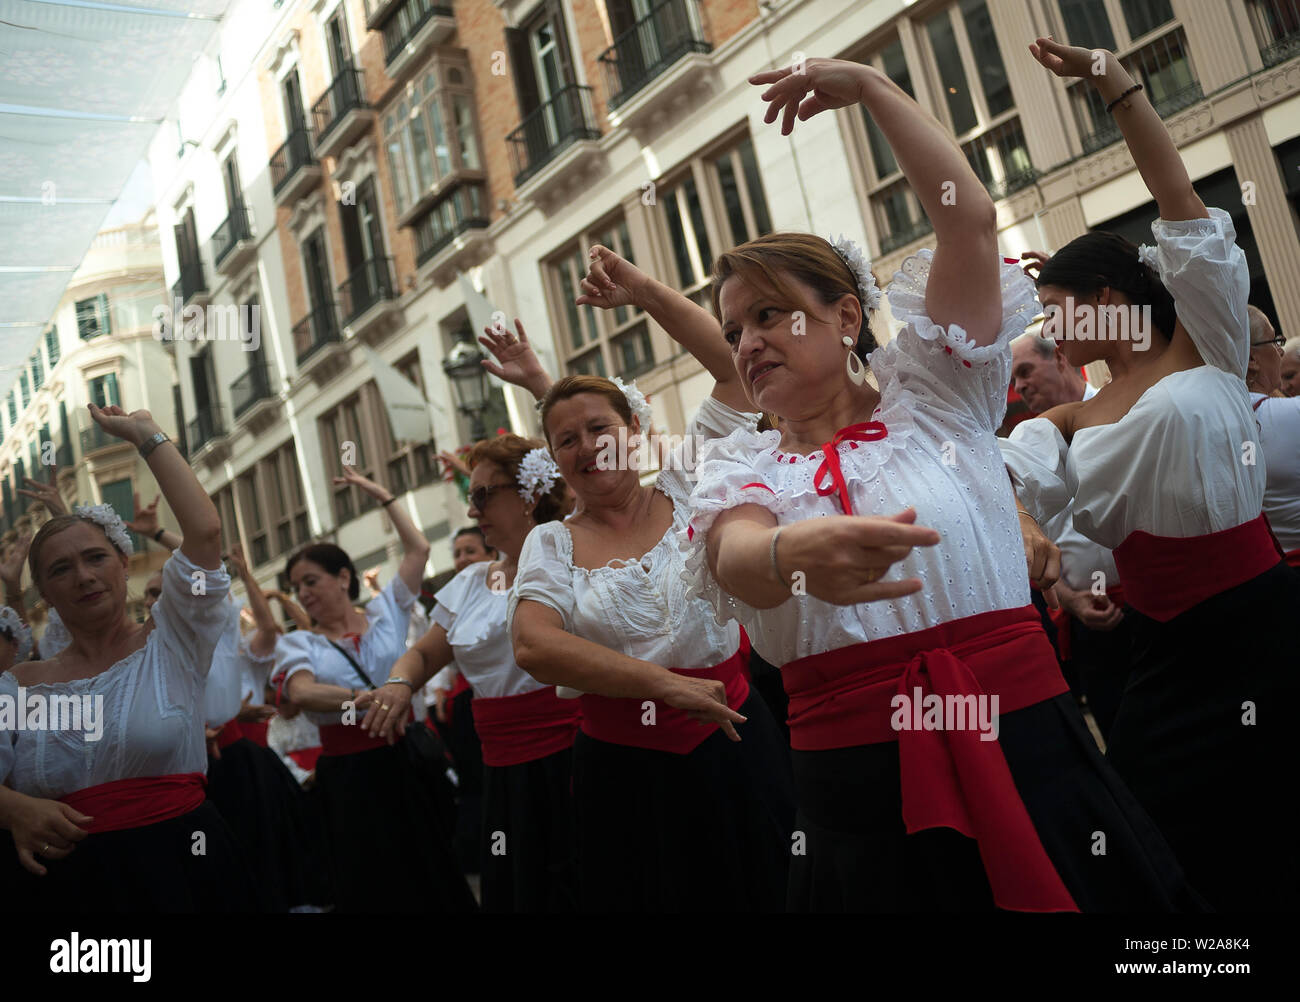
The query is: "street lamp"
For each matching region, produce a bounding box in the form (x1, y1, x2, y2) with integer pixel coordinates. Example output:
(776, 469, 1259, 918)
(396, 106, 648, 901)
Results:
(442, 335, 490, 441)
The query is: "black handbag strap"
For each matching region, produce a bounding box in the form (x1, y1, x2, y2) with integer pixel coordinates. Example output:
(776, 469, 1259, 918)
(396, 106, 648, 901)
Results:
(328, 639, 374, 691)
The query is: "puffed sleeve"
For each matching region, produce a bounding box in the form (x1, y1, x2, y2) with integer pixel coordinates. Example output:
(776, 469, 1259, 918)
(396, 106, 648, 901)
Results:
(272, 630, 317, 687)
(998, 417, 1073, 525)
(0, 672, 16, 785)
(508, 524, 576, 634)
(1146, 208, 1248, 377)
(679, 425, 790, 627)
(150, 549, 232, 681)
(871, 250, 1040, 432)
(684, 393, 760, 445)
(431, 566, 472, 634)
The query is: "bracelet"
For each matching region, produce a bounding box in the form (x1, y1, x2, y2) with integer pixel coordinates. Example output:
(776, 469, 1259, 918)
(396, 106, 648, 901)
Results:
(384, 676, 415, 690)
(381, 496, 397, 507)
(769, 526, 787, 585)
(153, 528, 166, 543)
(1105, 83, 1143, 114)
(137, 431, 170, 460)
(533, 398, 546, 414)
(1016, 508, 1039, 526)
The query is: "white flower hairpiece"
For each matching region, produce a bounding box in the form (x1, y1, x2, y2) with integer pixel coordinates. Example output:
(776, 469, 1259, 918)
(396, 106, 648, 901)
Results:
(0, 606, 32, 663)
(73, 502, 134, 557)
(829, 234, 882, 312)
(517, 447, 560, 504)
(1136, 244, 1160, 271)
(610, 376, 654, 433)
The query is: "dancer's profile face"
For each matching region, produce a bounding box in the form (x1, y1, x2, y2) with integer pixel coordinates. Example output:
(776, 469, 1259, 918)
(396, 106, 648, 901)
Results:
(719, 272, 855, 419)
(451, 534, 490, 572)
(288, 558, 351, 623)
(466, 459, 529, 551)
(1281, 355, 1300, 398)
(35, 522, 129, 625)
(546, 393, 639, 505)
(143, 572, 164, 613)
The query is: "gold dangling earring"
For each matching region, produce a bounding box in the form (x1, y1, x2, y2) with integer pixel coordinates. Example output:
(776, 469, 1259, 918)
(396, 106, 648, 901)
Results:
(843, 335, 867, 386)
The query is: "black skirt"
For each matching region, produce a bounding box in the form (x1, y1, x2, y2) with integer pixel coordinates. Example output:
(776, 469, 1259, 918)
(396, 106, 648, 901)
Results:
(572, 689, 795, 912)
(206, 738, 330, 911)
(432, 688, 485, 875)
(787, 692, 1206, 913)
(1105, 561, 1300, 911)
(1068, 612, 1137, 741)
(479, 745, 577, 912)
(314, 737, 477, 913)
(0, 800, 257, 912)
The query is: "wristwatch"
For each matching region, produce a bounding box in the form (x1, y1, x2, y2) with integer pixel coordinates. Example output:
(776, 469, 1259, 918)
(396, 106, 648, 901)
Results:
(138, 431, 170, 459)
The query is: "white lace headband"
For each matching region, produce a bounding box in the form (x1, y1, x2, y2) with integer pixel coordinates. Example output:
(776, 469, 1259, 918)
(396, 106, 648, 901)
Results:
(610, 376, 654, 432)
(0, 606, 32, 663)
(517, 447, 560, 504)
(829, 234, 882, 312)
(73, 503, 134, 556)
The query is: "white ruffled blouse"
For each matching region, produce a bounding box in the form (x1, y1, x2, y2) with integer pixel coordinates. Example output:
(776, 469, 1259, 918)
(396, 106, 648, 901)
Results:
(433, 561, 543, 700)
(681, 251, 1040, 667)
(271, 577, 415, 727)
(1251, 392, 1300, 552)
(508, 395, 753, 671)
(0, 550, 232, 799)
(1000, 209, 1264, 549)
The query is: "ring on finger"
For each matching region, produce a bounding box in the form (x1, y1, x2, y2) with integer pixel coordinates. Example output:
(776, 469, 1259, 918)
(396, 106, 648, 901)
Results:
(41, 842, 50, 854)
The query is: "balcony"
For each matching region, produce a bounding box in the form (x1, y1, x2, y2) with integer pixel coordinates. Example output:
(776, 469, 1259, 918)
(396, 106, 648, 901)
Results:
(1248, 0, 1300, 67)
(186, 405, 228, 463)
(270, 128, 321, 207)
(508, 85, 603, 212)
(364, 0, 401, 29)
(379, 0, 455, 80)
(339, 256, 402, 342)
(171, 258, 210, 310)
(293, 302, 349, 385)
(80, 424, 133, 457)
(1080, 82, 1204, 153)
(412, 179, 492, 285)
(230, 361, 278, 430)
(312, 66, 375, 160)
(599, 0, 716, 135)
(879, 216, 934, 255)
(212, 204, 256, 276)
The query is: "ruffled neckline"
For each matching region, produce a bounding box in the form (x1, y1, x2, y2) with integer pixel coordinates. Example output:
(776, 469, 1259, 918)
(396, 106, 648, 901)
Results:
(557, 480, 683, 575)
(3, 644, 148, 692)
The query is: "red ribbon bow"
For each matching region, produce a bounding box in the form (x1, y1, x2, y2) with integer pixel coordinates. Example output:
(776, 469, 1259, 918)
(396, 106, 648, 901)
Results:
(813, 421, 889, 515)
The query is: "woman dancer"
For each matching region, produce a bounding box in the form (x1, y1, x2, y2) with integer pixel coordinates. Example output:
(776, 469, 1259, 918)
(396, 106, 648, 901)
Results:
(683, 56, 1200, 912)
(274, 468, 475, 912)
(508, 274, 796, 911)
(1002, 39, 1299, 910)
(0, 403, 255, 910)
(1244, 307, 1300, 566)
(365, 433, 578, 911)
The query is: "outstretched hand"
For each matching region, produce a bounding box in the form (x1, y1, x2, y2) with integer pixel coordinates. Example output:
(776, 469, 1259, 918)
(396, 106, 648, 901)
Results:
(0, 530, 32, 587)
(750, 58, 869, 135)
(576, 244, 651, 311)
(17, 470, 67, 516)
(1020, 250, 1051, 281)
(87, 403, 157, 447)
(125, 492, 161, 537)
(478, 318, 550, 392)
(332, 465, 390, 502)
(1028, 36, 1107, 81)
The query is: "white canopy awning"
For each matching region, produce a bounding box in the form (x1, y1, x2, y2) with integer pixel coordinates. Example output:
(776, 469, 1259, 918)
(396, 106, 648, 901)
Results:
(0, 0, 230, 399)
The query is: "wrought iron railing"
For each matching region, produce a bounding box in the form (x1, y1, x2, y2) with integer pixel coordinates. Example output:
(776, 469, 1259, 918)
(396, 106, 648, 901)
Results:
(312, 66, 367, 145)
(186, 406, 227, 453)
(212, 205, 253, 268)
(381, 0, 452, 65)
(507, 84, 601, 186)
(293, 303, 342, 363)
(270, 127, 317, 195)
(598, 0, 711, 110)
(338, 257, 397, 325)
(231, 362, 274, 418)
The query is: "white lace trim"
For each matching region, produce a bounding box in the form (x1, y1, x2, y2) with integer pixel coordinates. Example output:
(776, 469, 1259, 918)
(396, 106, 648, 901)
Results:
(0, 607, 31, 663)
(884, 248, 1041, 365)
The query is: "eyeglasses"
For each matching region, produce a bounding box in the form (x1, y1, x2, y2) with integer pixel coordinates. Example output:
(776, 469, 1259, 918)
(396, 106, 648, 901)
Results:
(1251, 334, 1285, 348)
(468, 482, 515, 512)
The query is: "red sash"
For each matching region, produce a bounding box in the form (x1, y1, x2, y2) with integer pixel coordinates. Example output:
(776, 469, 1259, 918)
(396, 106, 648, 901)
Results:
(287, 746, 322, 772)
(472, 686, 581, 767)
(241, 720, 270, 747)
(317, 711, 413, 757)
(579, 647, 750, 754)
(215, 719, 244, 750)
(1111, 514, 1282, 622)
(1285, 549, 1300, 570)
(782, 605, 1077, 913)
(60, 773, 207, 834)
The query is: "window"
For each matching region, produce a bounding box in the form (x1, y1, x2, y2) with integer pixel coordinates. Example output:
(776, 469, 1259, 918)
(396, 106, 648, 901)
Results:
(265, 443, 311, 558)
(548, 216, 652, 379)
(44, 327, 60, 367)
(88, 372, 120, 409)
(320, 387, 383, 525)
(213, 486, 239, 558)
(76, 293, 112, 340)
(1247, 0, 1300, 67)
(6, 392, 17, 425)
(1056, 2, 1200, 153)
(30, 352, 43, 392)
(238, 467, 269, 566)
(101, 478, 140, 551)
(338, 176, 393, 322)
(383, 56, 482, 220)
(385, 354, 439, 495)
(215, 54, 227, 95)
(652, 133, 774, 309)
(18, 372, 30, 408)
(324, 5, 354, 76)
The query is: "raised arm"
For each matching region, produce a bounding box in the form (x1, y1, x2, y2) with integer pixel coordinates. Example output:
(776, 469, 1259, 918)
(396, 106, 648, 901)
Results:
(579, 247, 751, 412)
(88, 404, 221, 568)
(1029, 38, 1206, 223)
(752, 58, 1001, 345)
(227, 542, 279, 658)
(268, 590, 313, 631)
(333, 466, 430, 595)
(0, 531, 32, 627)
(124, 492, 181, 552)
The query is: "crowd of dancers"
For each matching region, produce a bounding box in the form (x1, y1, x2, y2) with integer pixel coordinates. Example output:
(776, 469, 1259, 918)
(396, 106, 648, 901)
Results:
(1, 40, 1297, 913)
